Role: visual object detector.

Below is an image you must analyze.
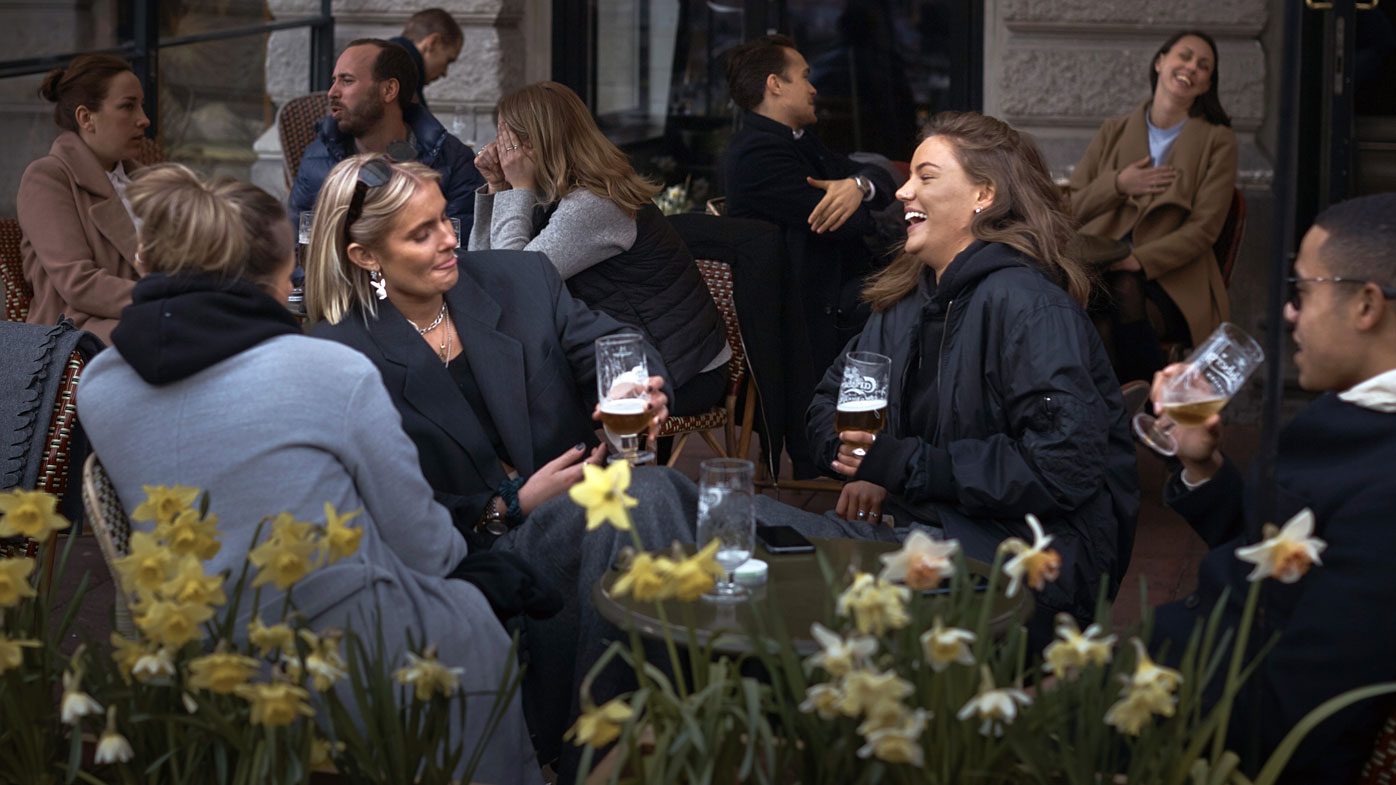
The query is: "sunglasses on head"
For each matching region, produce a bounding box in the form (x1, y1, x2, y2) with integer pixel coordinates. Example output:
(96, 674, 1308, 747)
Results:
(1287, 276, 1396, 311)
(343, 157, 393, 247)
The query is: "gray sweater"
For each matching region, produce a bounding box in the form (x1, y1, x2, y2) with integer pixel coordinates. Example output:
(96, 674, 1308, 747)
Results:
(76, 334, 540, 785)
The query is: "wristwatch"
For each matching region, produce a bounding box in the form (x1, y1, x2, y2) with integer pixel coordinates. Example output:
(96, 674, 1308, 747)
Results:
(476, 495, 509, 536)
(852, 174, 872, 199)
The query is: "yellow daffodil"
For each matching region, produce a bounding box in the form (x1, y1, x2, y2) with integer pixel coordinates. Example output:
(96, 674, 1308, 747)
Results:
(131, 484, 201, 526)
(568, 461, 638, 532)
(393, 647, 465, 700)
(157, 508, 222, 560)
(94, 707, 133, 764)
(1042, 613, 1115, 680)
(609, 552, 678, 602)
(300, 629, 349, 691)
(956, 665, 1032, 737)
(134, 598, 213, 647)
(0, 488, 71, 540)
(920, 617, 977, 672)
(669, 538, 725, 601)
(805, 622, 877, 678)
(131, 647, 177, 681)
(0, 633, 39, 672)
(564, 698, 634, 748)
(878, 530, 958, 590)
(280, 653, 304, 682)
(236, 681, 316, 725)
(1122, 638, 1182, 695)
(1235, 508, 1326, 584)
(321, 503, 363, 564)
(60, 669, 103, 724)
(310, 737, 345, 772)
(160, 555, 226, 607)
(1000, 514, 1062, 597)
(0, 557, 37, 608)
(248, 514, 322, 591)
(838, 668, 914, 718)
(109, 632, 146, 679)
(248, 617, 297, 656)
(836, 572, 911, 636)
(857, 708, 929, 767)
(113, 531, 174, 595)
(1104, 682, 1177, 735)
(798, 683, 843, 719)
(188, 651, 259, 694)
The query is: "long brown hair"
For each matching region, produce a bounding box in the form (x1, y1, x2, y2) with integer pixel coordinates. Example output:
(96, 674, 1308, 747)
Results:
(863, 112, 1090, 311)
(496, 81, 660, 216)
(1150, 30, 1230, 127)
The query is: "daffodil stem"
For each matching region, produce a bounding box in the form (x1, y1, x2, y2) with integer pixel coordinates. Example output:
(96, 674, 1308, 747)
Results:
(1211, 577, 1261, 764)
(651, 601, 688, 701)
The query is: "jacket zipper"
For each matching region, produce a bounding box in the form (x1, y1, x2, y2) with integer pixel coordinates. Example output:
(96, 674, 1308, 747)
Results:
(936, 299, 954, 394)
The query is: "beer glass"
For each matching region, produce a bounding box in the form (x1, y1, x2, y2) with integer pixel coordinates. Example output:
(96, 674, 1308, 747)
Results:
(595, 333, 655, 465)
(836, 351, 892, 455)
(450, 217, 462, 250)
(696, 458, 756, 603)
(288, 211, 313, 314)
(1134, 322, 1264, 456)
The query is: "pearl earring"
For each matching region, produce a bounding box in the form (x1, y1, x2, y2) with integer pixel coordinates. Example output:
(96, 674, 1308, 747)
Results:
(370, 269, 387, 300)
(974, 207, 982, 214)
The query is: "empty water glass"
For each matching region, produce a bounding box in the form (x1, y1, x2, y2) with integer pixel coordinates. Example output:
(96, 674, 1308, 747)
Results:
(696, 458, 756, 603)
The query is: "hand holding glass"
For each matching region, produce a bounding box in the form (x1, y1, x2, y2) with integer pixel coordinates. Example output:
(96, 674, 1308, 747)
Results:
(595, 333, 655, 465)
(696, 458, 756, 603)
(1134, 322, 1264, 456)
(836, 351, 892, 456)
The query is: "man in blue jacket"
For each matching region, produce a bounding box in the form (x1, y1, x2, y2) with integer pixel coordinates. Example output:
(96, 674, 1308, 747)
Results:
(289, 38, 483, 239)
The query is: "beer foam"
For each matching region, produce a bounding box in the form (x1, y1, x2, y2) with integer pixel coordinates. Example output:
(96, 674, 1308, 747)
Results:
(836, 399, 888, 412)
(601, 398, 649, 414)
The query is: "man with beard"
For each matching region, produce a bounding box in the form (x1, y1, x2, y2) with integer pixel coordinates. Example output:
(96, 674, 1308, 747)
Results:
(290, 39, 483, 239)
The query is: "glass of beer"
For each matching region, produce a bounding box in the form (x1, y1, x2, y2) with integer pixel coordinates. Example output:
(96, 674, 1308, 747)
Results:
(596, 332, 655, 465)
(1134, 322, 1264, 456)
(450, 217, 462, 250)
(696, 458, 756, 603)
(836, 351, 892, 451)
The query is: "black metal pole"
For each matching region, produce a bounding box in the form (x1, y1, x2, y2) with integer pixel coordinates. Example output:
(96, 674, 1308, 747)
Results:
(132, 0, 160, 137)
(310, 0, 335, 92)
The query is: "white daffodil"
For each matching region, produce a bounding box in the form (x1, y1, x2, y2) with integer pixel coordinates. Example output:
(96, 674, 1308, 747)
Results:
(94, 707, 133, 764)
(956, 665, 1031, 737)
(805, 622, 878, 678)
(919, 617, 977, 672)
(1042, 613, 1115, 679)
(857, 707, 930, 767)
(60, 669, 103, 725)
(999, 514, 1062, 597)
(1235, 508, 1326, 584)
(878, 530, 959, 590)
(1122, 638, 1182, 694)
(131, 647, 177, 681)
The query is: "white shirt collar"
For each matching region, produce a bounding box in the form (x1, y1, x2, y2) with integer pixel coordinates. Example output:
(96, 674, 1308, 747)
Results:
(1338, 367, 1396, 412)
(106, 161, 141, 233)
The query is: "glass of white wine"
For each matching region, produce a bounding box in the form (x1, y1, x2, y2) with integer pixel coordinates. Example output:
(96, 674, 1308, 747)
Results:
(595, 332, 655, 465)
(696, 458, 756, 603)
(1134, 322, 1264, 456)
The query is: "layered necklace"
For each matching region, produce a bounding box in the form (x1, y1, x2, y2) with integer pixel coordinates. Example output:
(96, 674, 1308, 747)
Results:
(407, 302, 452, 363)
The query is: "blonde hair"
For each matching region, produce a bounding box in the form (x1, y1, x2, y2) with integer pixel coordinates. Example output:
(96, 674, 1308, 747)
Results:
(863, 112, 1091, 311)
(127, 163, 291, 288)
(497, 81, 660, 216)
(304, 154, 441, 325)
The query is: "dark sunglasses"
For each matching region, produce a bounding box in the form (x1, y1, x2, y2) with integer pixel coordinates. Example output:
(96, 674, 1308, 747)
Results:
(1287, 276, 1396, 311)
(343, 158, 393, 247)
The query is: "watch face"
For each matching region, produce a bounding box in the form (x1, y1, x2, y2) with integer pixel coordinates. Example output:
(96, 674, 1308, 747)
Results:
(485, 518, 510, 536)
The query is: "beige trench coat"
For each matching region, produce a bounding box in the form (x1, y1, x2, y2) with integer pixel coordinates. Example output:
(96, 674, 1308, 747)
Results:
(18, 131, 140, 343)
(1067, 101, 1237, 345)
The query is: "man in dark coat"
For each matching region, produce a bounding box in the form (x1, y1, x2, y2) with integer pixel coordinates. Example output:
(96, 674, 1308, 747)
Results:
(388, 8, 464, 109)
(289, 39, 483, 238)
(1152, 193, 1396, 784)
(722, 34, 897, 473)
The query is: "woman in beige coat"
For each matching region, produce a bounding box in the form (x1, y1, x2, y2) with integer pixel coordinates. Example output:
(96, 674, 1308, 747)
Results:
(18, 54, 149, 343)
(1068, 30, 1237, 382)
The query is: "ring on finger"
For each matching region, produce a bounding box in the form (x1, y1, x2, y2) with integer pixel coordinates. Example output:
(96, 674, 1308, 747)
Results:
(851, 447, 867, 458)
(857, 510, 867, 519)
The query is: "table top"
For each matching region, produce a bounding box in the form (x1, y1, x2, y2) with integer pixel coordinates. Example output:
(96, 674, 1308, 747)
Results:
(592, 537, 1032, 656)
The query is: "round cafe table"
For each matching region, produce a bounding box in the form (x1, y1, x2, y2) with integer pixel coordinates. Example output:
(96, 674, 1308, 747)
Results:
(592, 537, 1032, 656)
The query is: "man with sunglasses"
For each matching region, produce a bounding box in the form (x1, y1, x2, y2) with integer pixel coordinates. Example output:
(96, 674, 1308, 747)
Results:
(289, 38, 483, 241)
(1149, 192, 1396, 784)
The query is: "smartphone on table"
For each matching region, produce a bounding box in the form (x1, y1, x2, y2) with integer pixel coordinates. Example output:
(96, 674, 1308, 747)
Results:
(756, 524, 815, 554)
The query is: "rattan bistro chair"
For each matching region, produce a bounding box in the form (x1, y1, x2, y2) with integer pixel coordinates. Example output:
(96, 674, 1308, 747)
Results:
(278, 93, 331, 188)
(657, 259, 757, 467)
(81, 454, 136, 636)
(1, 218, 31, 323)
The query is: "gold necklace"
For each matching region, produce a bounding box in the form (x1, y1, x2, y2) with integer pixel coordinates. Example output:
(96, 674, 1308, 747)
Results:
(439, 310, 452, 363)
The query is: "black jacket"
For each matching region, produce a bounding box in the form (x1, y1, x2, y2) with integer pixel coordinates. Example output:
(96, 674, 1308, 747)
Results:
(311, 250, 670, 534)
(724, 112, 897, 423)
(806, 241, 1138, 620)
(562, 204, 727, 392)
(1156, 392, 1396, 784)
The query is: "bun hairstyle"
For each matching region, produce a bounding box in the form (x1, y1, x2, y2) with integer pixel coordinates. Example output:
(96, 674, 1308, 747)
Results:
(39, 54, 134, 133)
(127, 163, 292, 288)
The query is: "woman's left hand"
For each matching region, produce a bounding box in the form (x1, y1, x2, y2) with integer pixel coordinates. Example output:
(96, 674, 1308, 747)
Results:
(832, 430, 876, 477)
(592, 375, 670, 444)
(835, 480, 887, 524)
(496, 122, 537, 192)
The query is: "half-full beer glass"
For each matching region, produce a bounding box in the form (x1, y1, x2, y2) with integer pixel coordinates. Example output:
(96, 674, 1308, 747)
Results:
(1134, 322, 1264, 456)
(595, 333, 655, 465)
(836, 352, 892, 455)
